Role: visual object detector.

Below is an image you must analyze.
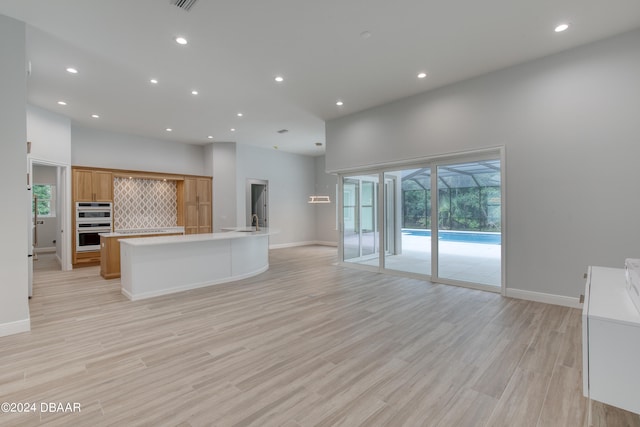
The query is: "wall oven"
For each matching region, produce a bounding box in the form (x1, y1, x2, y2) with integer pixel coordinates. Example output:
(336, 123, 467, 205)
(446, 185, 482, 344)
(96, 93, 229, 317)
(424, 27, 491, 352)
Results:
(76, 202, 113, 252)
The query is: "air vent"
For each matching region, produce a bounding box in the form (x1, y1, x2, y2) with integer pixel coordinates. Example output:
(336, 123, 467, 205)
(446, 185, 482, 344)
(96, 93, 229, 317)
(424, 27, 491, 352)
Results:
(170, 0, 198, 11)
(277, 129, 289, 134)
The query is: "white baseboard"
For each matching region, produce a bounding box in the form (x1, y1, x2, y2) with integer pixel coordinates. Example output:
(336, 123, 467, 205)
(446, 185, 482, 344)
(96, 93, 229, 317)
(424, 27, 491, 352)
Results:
(312, 241, 338, 247)
(34, 246, 56, 254)
(505, 288, 582, 309)
(269, 241, 338, 249)
(0, 318, 31, 337)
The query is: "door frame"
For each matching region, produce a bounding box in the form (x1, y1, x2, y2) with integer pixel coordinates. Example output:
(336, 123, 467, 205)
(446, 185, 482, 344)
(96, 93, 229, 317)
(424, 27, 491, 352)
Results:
(28, 157, 72, 271)
(245, 178, 268, 228)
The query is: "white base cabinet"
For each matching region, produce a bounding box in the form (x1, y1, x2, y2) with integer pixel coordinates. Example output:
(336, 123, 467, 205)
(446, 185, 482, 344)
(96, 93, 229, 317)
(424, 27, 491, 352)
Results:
(582, 266, 640, 415)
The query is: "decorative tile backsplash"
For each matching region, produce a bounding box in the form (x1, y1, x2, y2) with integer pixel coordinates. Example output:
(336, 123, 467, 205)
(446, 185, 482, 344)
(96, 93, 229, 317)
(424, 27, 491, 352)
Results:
(113, 178, 177, 230)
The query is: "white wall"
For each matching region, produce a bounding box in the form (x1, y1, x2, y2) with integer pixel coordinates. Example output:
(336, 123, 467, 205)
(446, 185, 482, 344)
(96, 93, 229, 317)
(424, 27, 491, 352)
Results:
(207, 142, 238, 232)
(235, 144, 317, 246)
(326, 29, 640, 301)
(32, 165, 58, 251)
(314, 156, 338, 246)
(0, 15, 30, 336)
(71, 125, 206, 176)
(27, 105, 71, 165)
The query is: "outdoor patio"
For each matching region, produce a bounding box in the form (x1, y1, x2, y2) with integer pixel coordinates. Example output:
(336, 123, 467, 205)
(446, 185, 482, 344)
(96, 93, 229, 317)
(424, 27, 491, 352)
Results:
(345, 232, 501, 287)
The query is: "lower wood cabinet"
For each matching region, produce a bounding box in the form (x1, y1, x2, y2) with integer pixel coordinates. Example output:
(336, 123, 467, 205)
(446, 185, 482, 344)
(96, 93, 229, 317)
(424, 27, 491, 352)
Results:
(74, 250, 101, 267)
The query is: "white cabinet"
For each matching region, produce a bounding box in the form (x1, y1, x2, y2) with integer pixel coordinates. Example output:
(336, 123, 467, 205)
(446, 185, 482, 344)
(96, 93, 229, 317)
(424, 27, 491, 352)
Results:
(582, 266, 640, 414)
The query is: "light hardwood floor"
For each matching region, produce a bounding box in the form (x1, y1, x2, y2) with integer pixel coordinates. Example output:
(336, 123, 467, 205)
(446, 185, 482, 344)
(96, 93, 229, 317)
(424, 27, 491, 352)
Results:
(1, 246, 639, 426)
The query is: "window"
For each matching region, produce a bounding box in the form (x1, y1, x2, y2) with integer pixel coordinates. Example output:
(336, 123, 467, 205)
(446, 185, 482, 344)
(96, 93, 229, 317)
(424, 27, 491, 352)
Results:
(33, 184, 56, 217)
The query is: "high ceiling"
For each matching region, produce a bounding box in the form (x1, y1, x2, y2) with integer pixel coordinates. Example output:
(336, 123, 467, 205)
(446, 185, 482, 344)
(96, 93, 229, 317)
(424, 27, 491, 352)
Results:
(1, 0, 640, 156)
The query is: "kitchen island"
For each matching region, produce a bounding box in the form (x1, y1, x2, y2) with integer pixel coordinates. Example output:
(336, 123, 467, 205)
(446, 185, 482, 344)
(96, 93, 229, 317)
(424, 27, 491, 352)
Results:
(120, 228, 271, 300)
(100, 228, 184, 279)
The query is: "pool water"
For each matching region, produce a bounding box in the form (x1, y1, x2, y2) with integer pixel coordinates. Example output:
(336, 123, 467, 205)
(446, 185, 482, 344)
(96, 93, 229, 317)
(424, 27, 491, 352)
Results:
(402, 229, 501, 245)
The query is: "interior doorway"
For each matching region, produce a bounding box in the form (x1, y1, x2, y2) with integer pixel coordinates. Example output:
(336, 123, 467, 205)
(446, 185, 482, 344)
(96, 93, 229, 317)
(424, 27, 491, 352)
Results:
(28, 159, 71, 289)
(246, 179, 268, 228)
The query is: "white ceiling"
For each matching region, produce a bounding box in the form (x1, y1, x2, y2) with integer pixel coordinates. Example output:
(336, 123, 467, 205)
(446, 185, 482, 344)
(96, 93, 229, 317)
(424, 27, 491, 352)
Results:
(1, 0, 640, 156)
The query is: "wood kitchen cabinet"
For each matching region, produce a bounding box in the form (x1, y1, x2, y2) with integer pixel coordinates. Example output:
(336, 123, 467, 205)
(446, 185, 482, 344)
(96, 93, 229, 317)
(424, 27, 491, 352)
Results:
(72, 167, 113, 267)
(180, 177, 212, 234)
(74, 250, 101, 267)
(73, 169, 113, 201)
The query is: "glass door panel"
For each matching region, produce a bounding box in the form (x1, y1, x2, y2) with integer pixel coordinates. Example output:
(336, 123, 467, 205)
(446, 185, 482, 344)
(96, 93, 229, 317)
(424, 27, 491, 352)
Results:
(342, 178, 360, 262)
(383, 169, 431, 275)
(341, 175, 379, 267)
(435, 160, 501, 287)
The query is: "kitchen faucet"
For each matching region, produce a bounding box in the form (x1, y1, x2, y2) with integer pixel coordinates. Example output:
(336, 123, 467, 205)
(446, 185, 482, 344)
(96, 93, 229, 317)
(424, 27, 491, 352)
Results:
(251, 214, 260, 231)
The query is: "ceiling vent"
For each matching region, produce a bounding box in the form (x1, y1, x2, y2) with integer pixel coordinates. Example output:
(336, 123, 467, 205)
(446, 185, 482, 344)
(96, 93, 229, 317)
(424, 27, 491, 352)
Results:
(170, 0, 198, 12)
(277, 129, 289, 134)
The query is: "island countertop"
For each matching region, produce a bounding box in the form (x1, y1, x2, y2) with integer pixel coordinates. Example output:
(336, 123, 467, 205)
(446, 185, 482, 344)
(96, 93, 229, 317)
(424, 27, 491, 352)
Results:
(120, 228, 274, 247)
(100, 227, 185, 238)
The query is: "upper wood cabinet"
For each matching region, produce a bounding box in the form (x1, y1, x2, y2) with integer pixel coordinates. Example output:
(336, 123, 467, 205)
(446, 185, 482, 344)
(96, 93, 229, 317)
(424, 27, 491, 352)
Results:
(73, 169, 113, 201)
(182, 177, 212, 234)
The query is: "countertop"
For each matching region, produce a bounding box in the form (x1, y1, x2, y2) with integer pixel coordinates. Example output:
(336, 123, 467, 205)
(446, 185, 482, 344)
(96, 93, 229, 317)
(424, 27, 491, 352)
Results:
(120, 228, 274, 247)
(100, 227, 185, 237)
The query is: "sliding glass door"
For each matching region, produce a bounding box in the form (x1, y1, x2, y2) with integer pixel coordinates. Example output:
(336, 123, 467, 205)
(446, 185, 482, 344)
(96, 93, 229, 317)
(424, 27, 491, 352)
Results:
(382, 168, 431, 276)
(342, 174, 379, 268)
(435, 160, 502, 287)
(340, 153, 503, 291)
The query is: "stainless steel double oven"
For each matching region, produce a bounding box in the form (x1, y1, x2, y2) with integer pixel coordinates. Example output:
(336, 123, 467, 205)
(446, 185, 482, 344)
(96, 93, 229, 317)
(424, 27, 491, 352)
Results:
(75, 202, 112, 252)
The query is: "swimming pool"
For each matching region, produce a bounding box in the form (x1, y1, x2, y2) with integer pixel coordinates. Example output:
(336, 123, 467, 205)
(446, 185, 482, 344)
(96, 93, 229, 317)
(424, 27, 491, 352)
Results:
(402, 229, 501, 245)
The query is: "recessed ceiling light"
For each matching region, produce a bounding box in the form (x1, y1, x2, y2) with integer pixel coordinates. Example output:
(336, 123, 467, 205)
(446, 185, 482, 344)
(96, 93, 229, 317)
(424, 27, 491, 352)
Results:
(191, 90, 198, 95)
(57, 101, 67, 106)
(166, 128, 172, 132)
(230, 128, 236, 132)
(417, 72, 427, 79)
(237, 112, 243, 117)
(336, 100, 344, 106)
(207, 135, 214, 139)
(150, 78, 158, 84)
(175, 36, 188, 45)
(91, 114, 99, 118)
(555, 23, 569, 32)
(275, 76, 284, 83)
(66, 67, 78, 74)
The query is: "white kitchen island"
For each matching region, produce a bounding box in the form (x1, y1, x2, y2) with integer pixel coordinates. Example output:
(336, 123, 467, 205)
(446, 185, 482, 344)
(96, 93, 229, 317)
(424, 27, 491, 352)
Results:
(120, 228, 271, 301)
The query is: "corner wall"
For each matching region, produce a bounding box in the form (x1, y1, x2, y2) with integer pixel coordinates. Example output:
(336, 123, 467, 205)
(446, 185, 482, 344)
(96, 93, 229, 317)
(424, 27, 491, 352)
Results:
(326, 29, 640, 301)
(235, 144, 317, 247)
(27, 105, 71, 165)
(0, 15, 30, 336)
(208, 142, 238, 232)
(314, 156, 338, 246)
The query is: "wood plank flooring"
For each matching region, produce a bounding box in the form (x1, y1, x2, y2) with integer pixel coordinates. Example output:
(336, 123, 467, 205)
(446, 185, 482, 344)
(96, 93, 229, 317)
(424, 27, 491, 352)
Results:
(1, 246, 638, 426)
